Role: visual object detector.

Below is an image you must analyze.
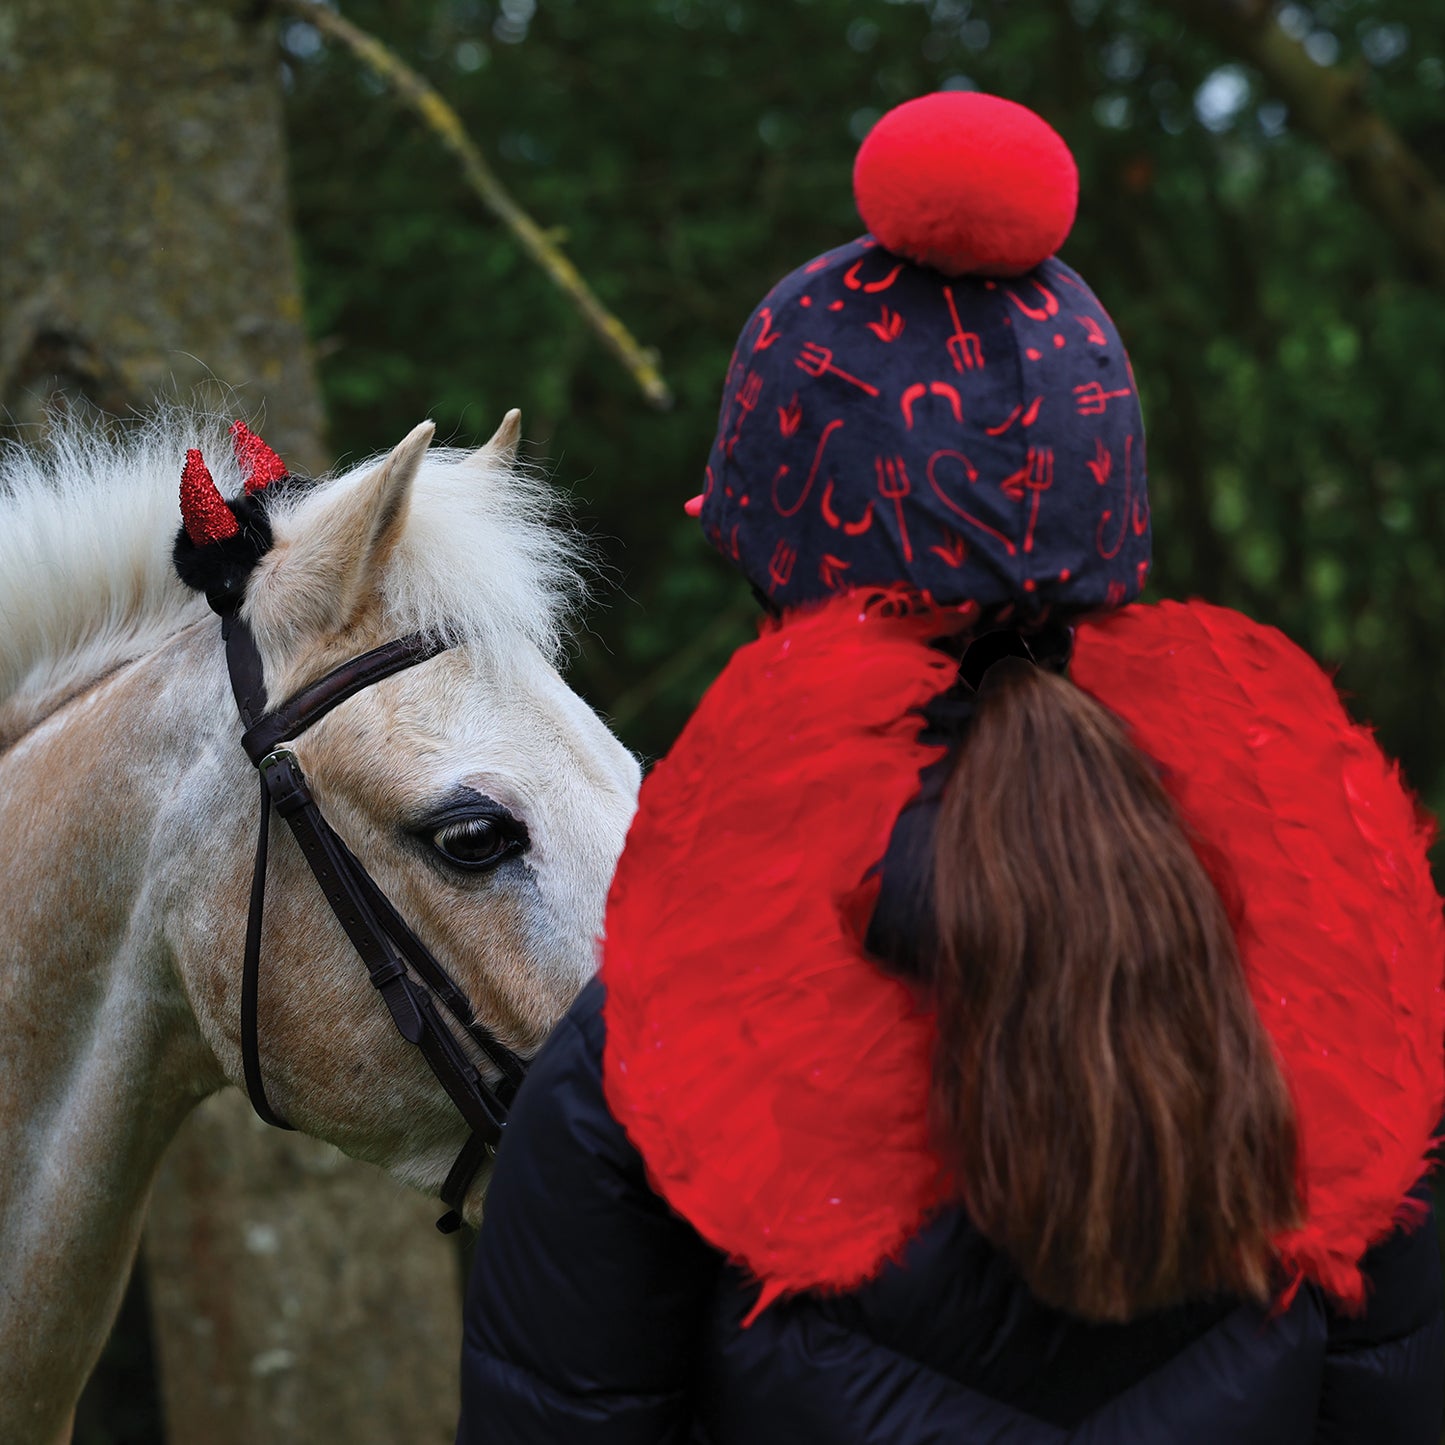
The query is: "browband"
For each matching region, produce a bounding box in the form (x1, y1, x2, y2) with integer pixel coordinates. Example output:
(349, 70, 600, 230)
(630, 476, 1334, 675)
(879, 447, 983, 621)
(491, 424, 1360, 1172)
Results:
(240, 633, 453, 764)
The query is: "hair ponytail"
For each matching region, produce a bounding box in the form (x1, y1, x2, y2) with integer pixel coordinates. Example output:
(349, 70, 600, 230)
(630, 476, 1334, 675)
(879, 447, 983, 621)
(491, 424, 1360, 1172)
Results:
(930, 657, 1300, 1321)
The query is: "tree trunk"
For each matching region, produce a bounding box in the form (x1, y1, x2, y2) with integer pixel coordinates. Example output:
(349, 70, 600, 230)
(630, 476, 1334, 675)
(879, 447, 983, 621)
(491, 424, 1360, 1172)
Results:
(144, 1096, 460, 1445)
(1, 3, 462, 1442)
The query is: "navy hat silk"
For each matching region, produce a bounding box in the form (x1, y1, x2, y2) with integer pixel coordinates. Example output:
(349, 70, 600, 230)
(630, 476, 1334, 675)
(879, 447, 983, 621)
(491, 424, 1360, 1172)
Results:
(699, 235, 1150, 618)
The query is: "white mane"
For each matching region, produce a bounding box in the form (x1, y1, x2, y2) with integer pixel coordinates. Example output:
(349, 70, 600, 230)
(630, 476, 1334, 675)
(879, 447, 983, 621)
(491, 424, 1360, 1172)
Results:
(0, 408, 586, 722)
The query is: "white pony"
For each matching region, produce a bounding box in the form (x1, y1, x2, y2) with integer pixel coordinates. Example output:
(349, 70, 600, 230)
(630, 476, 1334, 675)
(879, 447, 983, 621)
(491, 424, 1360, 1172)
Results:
(0, 408, 641, 1445)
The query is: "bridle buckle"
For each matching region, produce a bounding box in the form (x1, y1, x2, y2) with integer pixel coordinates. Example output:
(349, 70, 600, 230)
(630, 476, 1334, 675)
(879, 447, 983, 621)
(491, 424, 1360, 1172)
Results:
(257, 747, 310, 817)
(258, 745, 298, 774)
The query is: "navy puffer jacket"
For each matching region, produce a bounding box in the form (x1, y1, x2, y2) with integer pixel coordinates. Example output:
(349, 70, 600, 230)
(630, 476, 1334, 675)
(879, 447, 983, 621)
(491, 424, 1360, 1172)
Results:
(458, 980, 1444, 1445)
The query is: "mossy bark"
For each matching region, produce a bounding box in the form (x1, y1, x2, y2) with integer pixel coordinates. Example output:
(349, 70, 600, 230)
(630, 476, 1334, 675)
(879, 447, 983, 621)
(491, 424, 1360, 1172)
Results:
(1, 3, 461, 1442)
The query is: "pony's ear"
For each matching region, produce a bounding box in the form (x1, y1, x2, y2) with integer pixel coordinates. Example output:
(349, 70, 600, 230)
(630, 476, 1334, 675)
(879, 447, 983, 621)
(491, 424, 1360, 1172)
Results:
(253, 421, 434, 638)
(476, 408, 522, 466)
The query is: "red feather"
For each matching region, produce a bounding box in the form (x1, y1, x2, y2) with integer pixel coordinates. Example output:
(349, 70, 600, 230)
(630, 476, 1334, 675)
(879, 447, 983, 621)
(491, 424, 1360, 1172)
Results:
(603, 592, 1445, 1315)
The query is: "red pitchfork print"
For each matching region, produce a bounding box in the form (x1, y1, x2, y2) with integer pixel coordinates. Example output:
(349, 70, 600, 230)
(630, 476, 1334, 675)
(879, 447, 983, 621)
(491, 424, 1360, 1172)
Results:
(942, 286, 984, 372)
(874, 456, 915, 563)
(999, 447, 1054, 554)
(726, 371, 763, 455)
(796, 343, 880, 397)
(768, 538, 797, 593)
(1074, 381, 1133, 416)
(1086, 438, 1112, 486)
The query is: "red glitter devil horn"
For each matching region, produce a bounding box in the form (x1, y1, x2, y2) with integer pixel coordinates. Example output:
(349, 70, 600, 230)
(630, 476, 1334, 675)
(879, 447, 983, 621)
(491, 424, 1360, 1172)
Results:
(230, 420, 289, 494)
(180, 449, 240, 544)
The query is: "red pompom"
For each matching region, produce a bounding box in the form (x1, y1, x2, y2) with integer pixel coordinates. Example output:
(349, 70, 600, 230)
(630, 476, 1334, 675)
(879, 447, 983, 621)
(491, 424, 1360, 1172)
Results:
(180, 449, 239, 544)
(854, 91, 1078, 277)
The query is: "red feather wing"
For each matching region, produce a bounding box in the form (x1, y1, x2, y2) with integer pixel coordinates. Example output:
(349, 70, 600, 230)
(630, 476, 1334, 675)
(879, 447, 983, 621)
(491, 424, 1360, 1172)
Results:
(1073, 600, 1445, 1304)
(604, 593, 1445, 1312)
(602, 593, 954, 1309)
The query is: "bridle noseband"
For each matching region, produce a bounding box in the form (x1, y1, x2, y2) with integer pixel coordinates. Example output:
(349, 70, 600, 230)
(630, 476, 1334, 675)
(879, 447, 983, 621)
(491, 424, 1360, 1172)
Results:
(220, 609, 527, 1233)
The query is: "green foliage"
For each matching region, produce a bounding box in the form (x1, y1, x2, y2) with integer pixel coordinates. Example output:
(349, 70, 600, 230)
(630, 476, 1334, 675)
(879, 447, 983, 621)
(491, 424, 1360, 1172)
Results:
(283, 0, 1445, 808)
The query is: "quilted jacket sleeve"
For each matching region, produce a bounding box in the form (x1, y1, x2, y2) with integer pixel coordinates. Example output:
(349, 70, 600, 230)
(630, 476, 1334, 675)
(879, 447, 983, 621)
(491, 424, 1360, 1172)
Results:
(1312, 1189, 1445, 1445)
(457, 979, 719, 1445)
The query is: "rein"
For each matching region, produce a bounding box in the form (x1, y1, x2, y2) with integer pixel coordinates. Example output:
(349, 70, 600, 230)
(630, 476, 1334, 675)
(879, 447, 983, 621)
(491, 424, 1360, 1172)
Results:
(220, 610, 526, 1233)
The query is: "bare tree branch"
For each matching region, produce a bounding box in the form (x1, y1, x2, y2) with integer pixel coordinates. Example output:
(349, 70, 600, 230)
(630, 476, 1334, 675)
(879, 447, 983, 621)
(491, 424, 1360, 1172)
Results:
(1168, 0, 1445, 290)
(274, 0, 673, 408)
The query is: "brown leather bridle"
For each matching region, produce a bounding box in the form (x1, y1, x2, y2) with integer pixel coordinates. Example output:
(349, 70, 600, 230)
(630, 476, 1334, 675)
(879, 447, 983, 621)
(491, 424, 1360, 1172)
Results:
(220, 608, 527, 1233)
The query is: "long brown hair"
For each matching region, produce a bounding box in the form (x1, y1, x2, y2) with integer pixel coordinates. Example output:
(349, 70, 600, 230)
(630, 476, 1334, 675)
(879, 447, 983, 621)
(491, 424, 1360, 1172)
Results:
(930, 657, 1300, 1321)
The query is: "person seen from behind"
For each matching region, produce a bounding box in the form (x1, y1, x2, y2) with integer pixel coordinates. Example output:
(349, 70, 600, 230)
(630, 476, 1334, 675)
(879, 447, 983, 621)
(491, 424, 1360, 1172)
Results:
(456, 92, 1445, 1444)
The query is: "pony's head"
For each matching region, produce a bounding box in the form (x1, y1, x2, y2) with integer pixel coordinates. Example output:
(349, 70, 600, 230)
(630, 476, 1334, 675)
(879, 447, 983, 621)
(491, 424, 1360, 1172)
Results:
(164, 413, 640, 1212)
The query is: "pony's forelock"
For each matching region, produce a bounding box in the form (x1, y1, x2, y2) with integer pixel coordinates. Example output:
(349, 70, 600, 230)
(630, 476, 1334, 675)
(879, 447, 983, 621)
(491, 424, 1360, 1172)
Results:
(320, 444, 588, 665)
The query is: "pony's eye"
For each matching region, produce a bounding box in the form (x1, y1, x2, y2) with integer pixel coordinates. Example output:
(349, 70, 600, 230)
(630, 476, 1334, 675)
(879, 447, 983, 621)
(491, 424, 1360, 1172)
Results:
(431, 817, 519, 871)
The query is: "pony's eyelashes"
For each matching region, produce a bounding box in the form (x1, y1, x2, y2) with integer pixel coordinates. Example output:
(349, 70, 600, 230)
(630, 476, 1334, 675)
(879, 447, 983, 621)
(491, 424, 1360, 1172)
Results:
(429, 814, 526, 872)
(411, 791, 530, 876)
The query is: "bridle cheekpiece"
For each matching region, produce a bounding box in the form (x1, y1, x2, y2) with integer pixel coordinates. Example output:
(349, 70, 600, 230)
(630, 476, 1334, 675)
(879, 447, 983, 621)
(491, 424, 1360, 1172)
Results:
(174, 423, 525, 1232)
